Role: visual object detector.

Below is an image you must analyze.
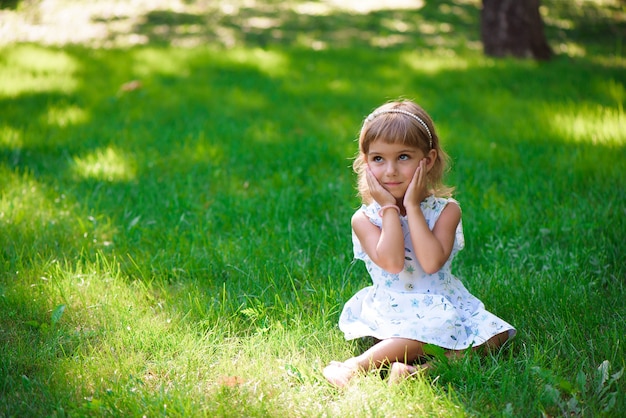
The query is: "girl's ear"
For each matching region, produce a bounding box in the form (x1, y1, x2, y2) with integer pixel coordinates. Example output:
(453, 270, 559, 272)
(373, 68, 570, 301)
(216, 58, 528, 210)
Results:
(425, 149, 437, 171)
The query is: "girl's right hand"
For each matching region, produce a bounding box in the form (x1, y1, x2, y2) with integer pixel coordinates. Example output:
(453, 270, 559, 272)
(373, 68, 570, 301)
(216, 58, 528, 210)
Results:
(365, 167, 396, 206)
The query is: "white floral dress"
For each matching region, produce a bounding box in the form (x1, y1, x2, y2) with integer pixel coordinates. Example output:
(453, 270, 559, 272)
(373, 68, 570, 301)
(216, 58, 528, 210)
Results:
(338, 196, 516, 350)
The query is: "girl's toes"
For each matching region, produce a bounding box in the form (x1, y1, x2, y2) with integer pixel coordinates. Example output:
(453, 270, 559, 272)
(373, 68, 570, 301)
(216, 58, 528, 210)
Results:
(323, 362, 357, 388)
(388, 362, 422, 384)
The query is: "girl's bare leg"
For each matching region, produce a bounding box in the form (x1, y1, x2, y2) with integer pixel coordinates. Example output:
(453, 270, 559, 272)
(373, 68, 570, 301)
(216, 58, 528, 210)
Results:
(388, 331, 512, 385)
(323, 338, 424, 387)
(483, 331, 510, 352)
(324, 332, 512, 387)
(350, 337, 425, 368)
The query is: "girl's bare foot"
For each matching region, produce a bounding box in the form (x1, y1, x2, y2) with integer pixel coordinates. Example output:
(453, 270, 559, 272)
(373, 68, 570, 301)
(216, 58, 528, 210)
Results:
(388, 362, 428, 384)
(323, 361, 358, 388)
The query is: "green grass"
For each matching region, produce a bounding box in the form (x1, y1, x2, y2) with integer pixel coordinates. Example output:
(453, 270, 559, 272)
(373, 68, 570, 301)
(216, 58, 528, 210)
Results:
(1, 0, 625, 416)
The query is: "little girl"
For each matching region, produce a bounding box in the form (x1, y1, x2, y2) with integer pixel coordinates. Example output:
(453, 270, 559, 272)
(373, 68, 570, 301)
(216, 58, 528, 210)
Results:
(324, 99, 516, 387)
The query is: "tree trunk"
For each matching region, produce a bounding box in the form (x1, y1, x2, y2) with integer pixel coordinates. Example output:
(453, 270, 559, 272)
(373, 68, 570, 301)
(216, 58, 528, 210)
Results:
(481, 0, 553, 60)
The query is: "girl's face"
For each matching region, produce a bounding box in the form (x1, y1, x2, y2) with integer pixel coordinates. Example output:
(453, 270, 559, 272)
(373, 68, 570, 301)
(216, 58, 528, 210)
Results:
(365, 140, 426, 199)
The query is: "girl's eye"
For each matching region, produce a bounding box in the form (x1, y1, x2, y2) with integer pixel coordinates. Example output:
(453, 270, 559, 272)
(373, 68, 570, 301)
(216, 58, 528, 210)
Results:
(399, 154, 410, 161)
(372, 156, 383, 163)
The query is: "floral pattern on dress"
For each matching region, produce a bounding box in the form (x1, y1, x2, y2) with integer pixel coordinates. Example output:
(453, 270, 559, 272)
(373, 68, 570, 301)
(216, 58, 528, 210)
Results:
(339, 195, 516, 350)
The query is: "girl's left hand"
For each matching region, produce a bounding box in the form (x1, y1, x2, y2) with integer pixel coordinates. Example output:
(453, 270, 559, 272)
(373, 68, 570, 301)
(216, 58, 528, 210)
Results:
(403, 158, 428, 209)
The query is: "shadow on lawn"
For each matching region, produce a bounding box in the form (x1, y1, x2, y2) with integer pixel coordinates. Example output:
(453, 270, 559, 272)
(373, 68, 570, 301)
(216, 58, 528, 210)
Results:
(117, 1, 480, 50)
(1, 42, 624, 287)
(83, 0, 623, 54)
(0, 2, 624, 316)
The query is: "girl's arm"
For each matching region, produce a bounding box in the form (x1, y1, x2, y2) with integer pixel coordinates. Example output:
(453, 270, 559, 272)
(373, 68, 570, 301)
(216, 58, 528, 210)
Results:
(352, 165, 407, 274)
(403, 157, 461, 274)
(352, 210, 406, 274)
(405, 202, 460, 274)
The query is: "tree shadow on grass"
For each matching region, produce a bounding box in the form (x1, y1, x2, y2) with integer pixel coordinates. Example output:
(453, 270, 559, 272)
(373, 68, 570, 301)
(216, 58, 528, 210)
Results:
(1, 42, 624, 313)
(116, 1, 480, 50)
(79, 0, 624, 55)
(2, 45, 623, 261)
(2, 46, 624, 309)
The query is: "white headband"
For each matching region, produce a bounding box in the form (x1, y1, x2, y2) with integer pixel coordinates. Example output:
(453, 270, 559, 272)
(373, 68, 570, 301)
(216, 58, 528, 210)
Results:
(362, 109, 433, 149)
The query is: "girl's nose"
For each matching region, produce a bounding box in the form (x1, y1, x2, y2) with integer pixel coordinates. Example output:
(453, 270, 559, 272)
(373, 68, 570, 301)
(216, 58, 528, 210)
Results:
(385, 162, 398, 175)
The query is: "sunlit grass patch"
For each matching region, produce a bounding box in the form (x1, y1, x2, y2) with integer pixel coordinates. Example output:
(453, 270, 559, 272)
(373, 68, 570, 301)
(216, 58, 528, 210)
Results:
(0, 168, 118, 262)
(400, 51, 473, 74)
(0, 45, 79, 96)
(228, 48, 291, 77)
(0, 125, 23, 148)
(551, 105, 625, 145)
(72, 146, 137, 182)
(0, 170, 69, 230)
(43, 103, 90, 127)
(131, 48, 193, 77)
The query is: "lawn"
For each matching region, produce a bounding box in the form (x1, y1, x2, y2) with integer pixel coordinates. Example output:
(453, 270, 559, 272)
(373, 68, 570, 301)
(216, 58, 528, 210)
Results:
(1, 0, 625, 416)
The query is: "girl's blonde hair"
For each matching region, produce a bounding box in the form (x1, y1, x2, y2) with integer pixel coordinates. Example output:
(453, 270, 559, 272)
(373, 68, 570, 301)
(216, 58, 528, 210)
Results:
(353, 100, 453, 204)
